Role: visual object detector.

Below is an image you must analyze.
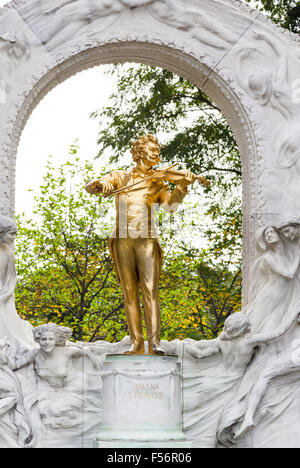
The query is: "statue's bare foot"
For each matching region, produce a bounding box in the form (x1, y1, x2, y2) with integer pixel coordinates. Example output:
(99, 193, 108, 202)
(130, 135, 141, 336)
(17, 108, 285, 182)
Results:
(124, 344, 145, 355)
(149, 343, 165, 356)
(233, 417, 254, 440)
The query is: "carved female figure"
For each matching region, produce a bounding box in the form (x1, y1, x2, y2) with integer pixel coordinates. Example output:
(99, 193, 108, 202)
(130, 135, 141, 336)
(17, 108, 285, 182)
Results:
(185, 311, 297, 374)
(182, 311, 297, 447)
(29, 0, 123, 52)
(244, 225, 300, 333)
(233, 314, 300, 440)
(236, 31, 292, 120)
(0, 216, 35, 349)
(15, 323, 84, 388)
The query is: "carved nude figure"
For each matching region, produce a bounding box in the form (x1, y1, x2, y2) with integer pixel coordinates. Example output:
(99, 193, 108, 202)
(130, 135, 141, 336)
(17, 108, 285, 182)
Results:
(35, 0, 123, 51)
(244, 225, 300, 333)
(14, 324, 84, 388)
(236, 31, 292, 120)
(182, 311, 298, 448)
(148, 0, 233, 49)
(233, 313, 300, 439)
(185, 311, 298, 375)
(0, 216, 36, 350)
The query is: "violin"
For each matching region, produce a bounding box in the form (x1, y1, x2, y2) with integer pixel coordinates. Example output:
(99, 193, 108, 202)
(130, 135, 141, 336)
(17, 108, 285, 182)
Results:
(153, 163, 210, 187)
(85, 163, 210, 197)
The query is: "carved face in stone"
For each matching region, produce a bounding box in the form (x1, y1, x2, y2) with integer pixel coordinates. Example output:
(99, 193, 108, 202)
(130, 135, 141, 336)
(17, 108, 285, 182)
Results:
(0, 229, 17, 245)
(264, 227, 280, 246)
(38, 331, 56, 353)
(0, 215, 18, 246)
(280, 225, 299, 242)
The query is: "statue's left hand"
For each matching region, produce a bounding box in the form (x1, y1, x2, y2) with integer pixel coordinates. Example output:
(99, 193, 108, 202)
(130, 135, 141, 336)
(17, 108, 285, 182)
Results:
(178, 169, 197, 189)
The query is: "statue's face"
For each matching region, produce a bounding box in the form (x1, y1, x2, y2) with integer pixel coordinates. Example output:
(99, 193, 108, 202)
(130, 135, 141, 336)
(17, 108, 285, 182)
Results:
(141, 141, 161, 167)
(280, 225, 298, 242)
(0, 229, 17, 245)
(264, 227, 280, 245)
(39, 332, 56, 353)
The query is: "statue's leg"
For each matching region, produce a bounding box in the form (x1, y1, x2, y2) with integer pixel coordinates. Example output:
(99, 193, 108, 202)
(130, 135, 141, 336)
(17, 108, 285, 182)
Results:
(113, 238, 144, 354)
(136, 239, 164, 355)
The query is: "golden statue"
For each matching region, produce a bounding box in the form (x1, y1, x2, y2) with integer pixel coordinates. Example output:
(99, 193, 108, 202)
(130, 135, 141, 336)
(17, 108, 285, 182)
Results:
(85, 134, 209, 355)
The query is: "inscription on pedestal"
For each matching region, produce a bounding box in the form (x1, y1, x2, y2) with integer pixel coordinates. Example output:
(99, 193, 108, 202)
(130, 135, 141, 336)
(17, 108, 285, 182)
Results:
(129, 383, 164, 400)
(96, 355, 187, 444)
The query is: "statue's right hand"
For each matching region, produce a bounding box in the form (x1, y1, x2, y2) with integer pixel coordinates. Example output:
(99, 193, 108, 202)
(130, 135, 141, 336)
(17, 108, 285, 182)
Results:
(85, 180, 114, 196)
(101, 182, 115, 196)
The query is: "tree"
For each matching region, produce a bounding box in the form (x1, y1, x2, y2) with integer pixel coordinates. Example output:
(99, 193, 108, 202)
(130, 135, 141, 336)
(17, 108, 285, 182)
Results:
(15, 145, 241, 342)
(246, 0, 300, 33)
(15, 148, 126, 342)
(159, 247, 241, 341)
(90, 64, 242, 267)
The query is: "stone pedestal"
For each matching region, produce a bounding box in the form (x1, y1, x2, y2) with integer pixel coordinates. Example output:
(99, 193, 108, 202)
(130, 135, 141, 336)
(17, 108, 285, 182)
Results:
(94, 354, 190, 448)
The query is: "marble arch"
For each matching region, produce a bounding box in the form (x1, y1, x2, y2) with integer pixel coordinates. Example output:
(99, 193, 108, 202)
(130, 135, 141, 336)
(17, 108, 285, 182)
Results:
(0, 0, 300, 300)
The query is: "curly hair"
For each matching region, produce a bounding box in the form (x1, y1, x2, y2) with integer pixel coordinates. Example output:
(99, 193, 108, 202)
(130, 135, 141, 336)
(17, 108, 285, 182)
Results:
(33, 323, 73, 347)
(130, 134, 161, 162)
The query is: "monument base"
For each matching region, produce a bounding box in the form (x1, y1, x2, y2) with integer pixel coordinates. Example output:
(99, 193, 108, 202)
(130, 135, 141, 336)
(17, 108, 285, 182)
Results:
(94, 354, 190, 448)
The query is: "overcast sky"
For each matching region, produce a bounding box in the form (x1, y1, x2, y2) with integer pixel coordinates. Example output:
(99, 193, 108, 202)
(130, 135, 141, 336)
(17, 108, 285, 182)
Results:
(15, 66, 118, 216)
(0, 0, 262, 216)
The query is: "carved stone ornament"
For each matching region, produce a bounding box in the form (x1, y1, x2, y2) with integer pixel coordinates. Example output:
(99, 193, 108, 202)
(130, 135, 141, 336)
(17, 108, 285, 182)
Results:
(0, 0, 300, 448)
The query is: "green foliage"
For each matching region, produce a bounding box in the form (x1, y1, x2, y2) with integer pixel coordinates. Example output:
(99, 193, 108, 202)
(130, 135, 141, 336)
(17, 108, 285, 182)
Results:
(159, 248, 241, 341)
(91, 64, 242, 265)
(15, 149, 241, 342)
(246, 0, 300, 32)
(15, 151, 126, 342)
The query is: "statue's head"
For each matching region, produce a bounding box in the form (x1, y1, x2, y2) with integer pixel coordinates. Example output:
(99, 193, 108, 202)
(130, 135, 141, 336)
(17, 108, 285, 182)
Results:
(255, 225, 281, 253)
(0, 215, 17, 245)
(278, 219, 300, 242)
(222, 313, 251, 340)
(33, 323, 72, 353)
(131, 134, 161, 167)
(263, 226, 281, 246)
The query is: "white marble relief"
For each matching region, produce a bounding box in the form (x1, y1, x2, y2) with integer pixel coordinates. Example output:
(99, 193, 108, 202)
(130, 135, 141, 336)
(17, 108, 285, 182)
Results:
(0, 337, 33, 448)
(0, 30, 31, 100)
(0, 0, 299, 449)
(0, 216, 36, 351)
(180, 310, 299, 448)
(244, 223, 300, 333)
(0, 324, 130, 448)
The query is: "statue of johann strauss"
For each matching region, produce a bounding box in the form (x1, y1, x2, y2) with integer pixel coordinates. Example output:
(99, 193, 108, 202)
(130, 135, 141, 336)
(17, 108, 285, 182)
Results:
(85, 134, 208, 355)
